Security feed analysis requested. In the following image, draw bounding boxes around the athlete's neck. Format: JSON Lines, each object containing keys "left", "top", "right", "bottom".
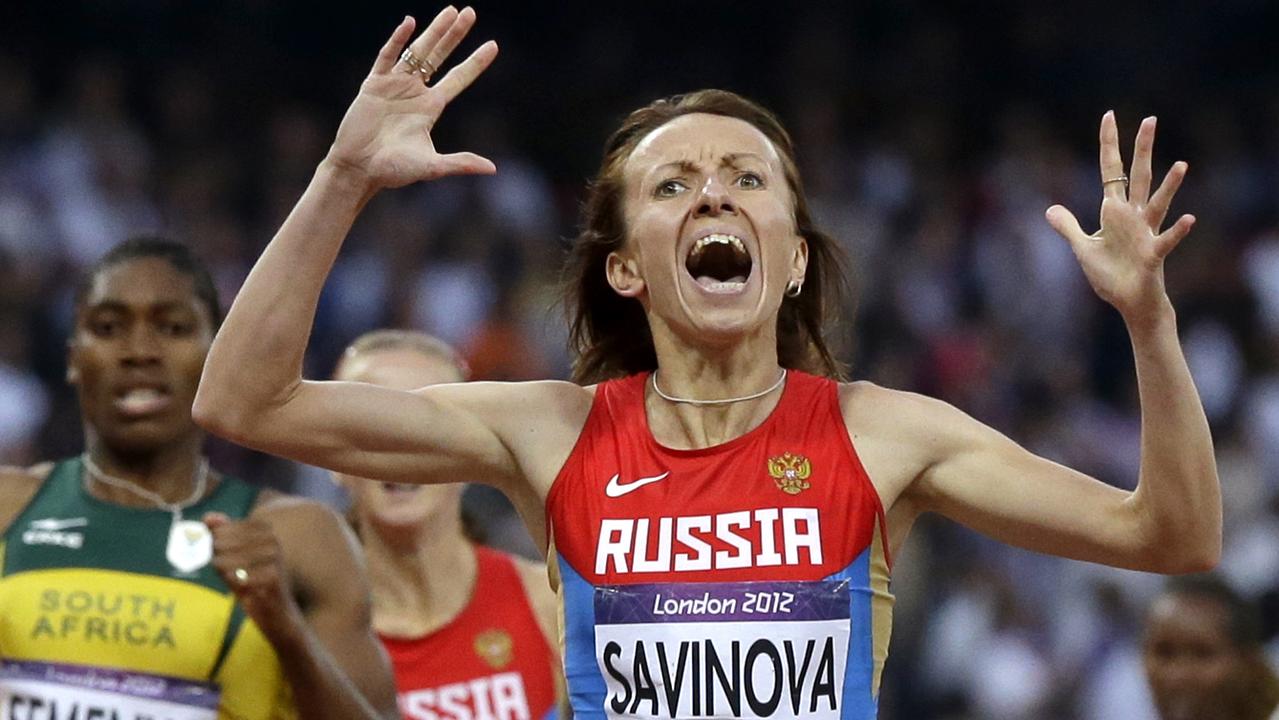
{"left": 646, "top": 327, "right": 786, "bottom": 449}
{"left": 81, "top": 434, "right": 211, "bottom": 507}
{"left": 361, "top": 510, "right": 477, "bottom": 639}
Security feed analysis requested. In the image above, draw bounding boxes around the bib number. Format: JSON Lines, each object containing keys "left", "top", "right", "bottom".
{"left": 594, "top": 580, "right": 851, "bottom": 719}
{"left": 1, "top": 660, "right": 220, "bottom": 720}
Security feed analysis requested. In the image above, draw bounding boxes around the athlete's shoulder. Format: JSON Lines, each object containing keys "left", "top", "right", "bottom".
{"left": 0, "top": 462, "right": 53, "bottom": 484}
{"left": 839, "top": 379, "right": 913, "bottom": 403}
{"left": 251, "top": 491, "right": 360, "bottom": 562}
{"left": 251, "top": 491, "right": 367, "bottom": 593}
{"left": 251, "top": 491, "right": 348, "bottom": 534}
{"left": 845, "top": 380, "right": 993, "bottom": 436}
{"left": 838, "top": 380, "right": 961, "bottom": 428}
{"left": 837, "top": 381, "right": 994, "bottom": 496}
{"left": 0, "top": 462, "right": 56, "bottom": 532}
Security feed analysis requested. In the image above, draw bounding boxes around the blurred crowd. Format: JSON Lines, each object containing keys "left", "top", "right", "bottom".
{"left": 2, "top": 1, "right": 1277, "bottom": 718}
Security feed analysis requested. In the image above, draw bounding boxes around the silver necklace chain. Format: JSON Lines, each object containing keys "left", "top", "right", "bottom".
{"left": 651, "top": 368, "right": 787, "bottom": 406}
{"left": 81, "top": 453, "right": 210, "bottom": 523}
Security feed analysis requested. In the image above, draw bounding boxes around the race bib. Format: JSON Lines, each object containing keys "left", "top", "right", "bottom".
{"left": 594, "top": 579, "right": 851, "bottom": 719}
{"left": 1, "top": 659, "right": 220, "bottom": 720}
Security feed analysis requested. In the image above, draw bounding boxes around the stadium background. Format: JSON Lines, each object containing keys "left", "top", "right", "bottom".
{"left": 2, "top": 1, "right": 1277, "bottom": 717}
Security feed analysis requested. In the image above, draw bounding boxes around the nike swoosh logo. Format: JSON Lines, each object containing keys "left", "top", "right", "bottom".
{"left": 29, "top": 517, "right": 88, "bottom": 531}
{"left": 605, "top": 472, "right": 671, "bottom": 498}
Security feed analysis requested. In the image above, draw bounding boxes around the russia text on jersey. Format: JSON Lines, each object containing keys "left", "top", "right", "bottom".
{"left": 595, "top": 508, "right": 822, "bottom": 575}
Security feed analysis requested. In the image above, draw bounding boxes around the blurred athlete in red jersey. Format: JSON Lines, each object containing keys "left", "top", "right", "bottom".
{"left": 332, "top": 330, "right": 563, "bottom": 720}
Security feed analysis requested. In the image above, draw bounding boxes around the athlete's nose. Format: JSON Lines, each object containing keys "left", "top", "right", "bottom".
{"left": 693, "top": 175, "right": 737, "bottom": 217}
{"left": 121, "top": 325, "right": 162, "bottom": 367}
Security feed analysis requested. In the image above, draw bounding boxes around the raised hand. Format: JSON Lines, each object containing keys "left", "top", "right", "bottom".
{"left": 1046, "top": 112, "right": 1195, "bottom": 324}
{"left": 327, "top": 7, "right": 499, "bottom": 190}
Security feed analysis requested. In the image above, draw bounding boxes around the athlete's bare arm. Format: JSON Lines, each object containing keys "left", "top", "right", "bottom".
{"left": 513, "top": 556, "right": 569, "bottom": 713}
{"left": 0, "top": 465, "right": 52, "bottom": 534}
{"left": 846, "top": 113, "right": 1219, "bottom": 574}
{"left": 207, "top": 495, "right": 399, "bottom": 719}
{"left": 258, "top": 497, "right": 400, "bottom": 719}
{"left": 193, "top": 10, "right": 584, "bottom": 505}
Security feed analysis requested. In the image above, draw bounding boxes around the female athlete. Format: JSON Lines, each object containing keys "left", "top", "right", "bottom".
{"left": 331, "top": 330, "right": 564, "bottom": 720}
{"left": 195, "top": 7, "right": 1220, "bottom": 718}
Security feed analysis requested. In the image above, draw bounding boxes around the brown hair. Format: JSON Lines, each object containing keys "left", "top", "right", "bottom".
{"left": 563, "top": 89, "right": 851, "bottom": 384}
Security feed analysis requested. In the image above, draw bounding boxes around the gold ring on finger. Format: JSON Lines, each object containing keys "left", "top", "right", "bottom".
{"left": 399, "top": 48, "right": 424, "bottom": 74}
{"left": 399, "top": 49, "right": 434, "bottom": 87}
{"left": 1102, "top": 174, "right": 1129, "bottom": 187}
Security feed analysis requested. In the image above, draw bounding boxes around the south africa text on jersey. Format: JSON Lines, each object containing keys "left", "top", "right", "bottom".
{"left": 29, "top": 589, "right": 179, "bottom": 649}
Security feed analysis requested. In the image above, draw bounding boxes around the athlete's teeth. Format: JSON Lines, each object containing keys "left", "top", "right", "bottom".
{"left": 691, "top": 234, "right": 747, "bottom": 258}
{"left": 124, "top": 388, "right": 161, "bottom": 401}
{"left": 703, "top": 280, "right": 747, "bottom": 291}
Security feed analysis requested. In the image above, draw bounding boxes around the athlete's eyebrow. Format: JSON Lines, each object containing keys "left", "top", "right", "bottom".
{"left": 649, "top": 152, "right": 767, "bottom": 179}
{"left": 722, "top": 152, "right": 767, "bottom": 167}
{"left": 653, "top": 153, "right": 769, "bottom": 177}
{"left": 86, "top": 299, "right": 195, "bottom": 315}
{"left": 84, "top": 300, "right": 130, "bottom": 314}
{"left": 652, "top": 160, "right": 700, "bottom": 177}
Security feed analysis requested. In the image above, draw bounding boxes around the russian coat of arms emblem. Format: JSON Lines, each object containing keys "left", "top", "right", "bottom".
{"left": 474, "top": 628, "right": 514, "bottom": 669}
{"left": 767, "top": 452, "right": 812, "bottom": 495}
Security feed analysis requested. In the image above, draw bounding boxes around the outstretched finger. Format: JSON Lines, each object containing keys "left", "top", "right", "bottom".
{"left": 1045, "top": 204, "right": 1091, "bottom": 249}
{"left": 370, "top": 16, "right": 416, "bottom": 75}
{"left": 1154, "top": 213, "right": 1195, "bottom": 259}
{"left": 1128, "top": 116, "right": 1156, "bottom": 206}
{"left": 412, "top": 6, "right": 475, "bottom": 74}
{"left": 433, "top": 40, "right": 498, "bottom": 107}
{"left": 1146, "top": 161, "right": 1187, "bottom": 231}
{"left": 398, "top": 6, "right": 460, "bottom": 73}
{"left": 1098, "top": 111, "right": 1127, "bottom": 202}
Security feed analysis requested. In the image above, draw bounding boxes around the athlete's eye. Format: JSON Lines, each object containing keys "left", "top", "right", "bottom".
{"left": 655, "top": 179, "right": 688, "bottom": 198}
{"left": 735, "top": 172, "right": 764, "bottom": 189}
{"left": 89, "top": 319, "right": 121, "bottom": 337}
{"left": 159, "top": 322, "right": 193, "bottom": 337}
{"left": 156, "top": 314, "right": 196, "bottom": 337}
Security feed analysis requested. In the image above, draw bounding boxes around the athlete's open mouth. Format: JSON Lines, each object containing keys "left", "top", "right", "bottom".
{"left": 685, "top": 233, "right": 753, "bottom": 292}
{"left": 113, "top": 383, "right": 173, "bottom": 416}
{"left": 380, "top": 482, "right": 421, "bottom": 494}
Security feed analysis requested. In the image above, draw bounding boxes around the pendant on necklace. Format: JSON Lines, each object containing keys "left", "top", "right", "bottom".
{"left": 167, "top": 519, "right": 213, "bottom": 573}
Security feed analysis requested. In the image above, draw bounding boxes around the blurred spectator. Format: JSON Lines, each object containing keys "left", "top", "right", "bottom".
{"left": 0, "top": 309, "right": 49, "bottom": 464}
